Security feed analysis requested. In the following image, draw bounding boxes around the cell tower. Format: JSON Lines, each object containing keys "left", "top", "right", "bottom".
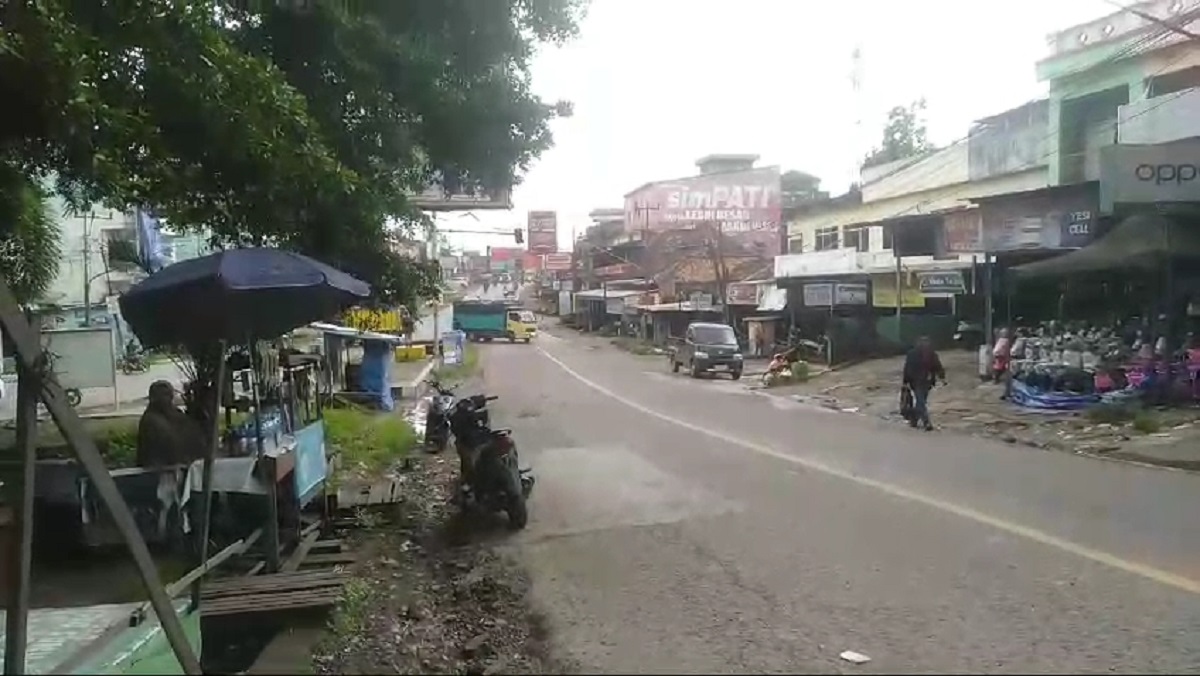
{"left": 849, "top": 44, "right": 864, "bottom": 188}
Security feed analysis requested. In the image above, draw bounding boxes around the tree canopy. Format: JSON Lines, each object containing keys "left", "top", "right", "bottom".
{"left": 862, "top": 99, "right": 934, "bottom": 169}
{"left": 0, "top": 0, "right": 585, "bottom": 309}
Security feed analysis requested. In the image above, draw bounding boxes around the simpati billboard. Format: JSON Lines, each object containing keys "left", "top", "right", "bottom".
{"left": 624, "top": 166, "right": 781, "bottom": 256}
{"left": 527, "top": 210, "right": 559, "bottom": 254}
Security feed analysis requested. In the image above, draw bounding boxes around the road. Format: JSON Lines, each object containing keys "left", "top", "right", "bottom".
{"left": 475, "top": 326, "right": 1200, "bottom": 673}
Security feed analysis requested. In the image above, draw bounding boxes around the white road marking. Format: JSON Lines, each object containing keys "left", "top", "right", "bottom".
{"left": 535, "top": 344, "right": 1200, "bottom": 595}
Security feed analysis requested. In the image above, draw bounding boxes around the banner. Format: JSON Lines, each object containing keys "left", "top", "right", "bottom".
{"left": 544, "top": 252, "right": 572, "bottom": 271}
{"left": 624, "top": 166, "right": 782, "bottom": 256}
{"left": 726, "top": 282, "right": 760, "bottom": 305}
{"left": 527, "top": 210, "right": 559, "bottom": 254}
{"left": 917, "top": 270, "right": 966, "bottom": 294}
{"left": 834, "top": 283, "right": 869, "bottom": 305}
{"left": 871, "top": 274, "right": 925, "bottom": 308}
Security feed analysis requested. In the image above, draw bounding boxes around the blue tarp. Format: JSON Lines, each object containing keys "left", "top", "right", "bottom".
{"left": 1008, "top": 379, "right": 1100, "bottom": 411}
{"left": 360, "top": 339, "right": 395, "bottom": 412}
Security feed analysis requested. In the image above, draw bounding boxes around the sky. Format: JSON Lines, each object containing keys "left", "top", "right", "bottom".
{"left": 439, "top": 0, "right": 1119, "bottom": 256}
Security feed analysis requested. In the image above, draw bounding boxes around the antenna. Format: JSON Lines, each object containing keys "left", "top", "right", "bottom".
{"left": 849, "top": 44, "right": 864, "bottom": 188}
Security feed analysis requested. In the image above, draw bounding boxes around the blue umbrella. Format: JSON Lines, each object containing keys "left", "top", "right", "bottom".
{"left": 119, "top": 247, "right": 371, "bottom": 348}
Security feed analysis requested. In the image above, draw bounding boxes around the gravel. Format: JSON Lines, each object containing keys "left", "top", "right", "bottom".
{"left": 313, "top": 452, "right": 569, "bottom": 675}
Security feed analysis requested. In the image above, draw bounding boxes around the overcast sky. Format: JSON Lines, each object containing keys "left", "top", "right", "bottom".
{"left": 441, "top": 0, "right": 1116, "bottom": 255}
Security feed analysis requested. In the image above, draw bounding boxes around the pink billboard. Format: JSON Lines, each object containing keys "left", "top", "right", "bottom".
{"left": 623, "top": 167, "right": 781, "bottom": 256}
{"left": 488, "top": 246, "right": 522, "bottom": 263}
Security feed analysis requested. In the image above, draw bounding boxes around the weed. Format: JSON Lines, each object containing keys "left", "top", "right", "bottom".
{"left": 1086, "top": 403, "right": 1137, "bottom": 424}
{"left": 1132, "top": 410, "right": 1162, "bottom": 434}
{"left": 327, "top": 577, "right": 374, "bottom": 641}
{"left": 325, "top": 407, "right": 417, "bottom": 481}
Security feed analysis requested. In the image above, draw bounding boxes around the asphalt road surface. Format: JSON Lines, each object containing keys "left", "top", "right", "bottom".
{"left": 475, "top": 327, "right": 1200, "bottom": 674}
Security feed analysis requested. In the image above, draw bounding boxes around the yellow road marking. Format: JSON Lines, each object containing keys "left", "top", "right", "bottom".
{"left": 536, "top": 344, "right": 1200, "bottom": 595}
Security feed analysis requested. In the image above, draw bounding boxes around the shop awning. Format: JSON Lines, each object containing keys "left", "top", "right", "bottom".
{"left": 1012, "top": 213, "right": 1200, "bottom": 278}
{"left": 757, "top": 286, "right": 787, "bottom": 312}
{"left": 308, "top": 322, "right": 405, "bottom": 344}
{"left": 573, "top": 288, "right": 644, "bottom": 301}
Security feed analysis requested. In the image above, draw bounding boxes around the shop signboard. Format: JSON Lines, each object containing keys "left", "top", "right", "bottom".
{"left": 1099, "top": 138, "right": 1200, "bottom": 211}
{"left": 624, "top": 166, "right": 782, "bottom": 256}
{"left": 802, "top": 283, "right": 833, "bottom": 307}
{"left": 979, "top": 184, "right": 1097, "bottom": 252}
{"left": 690, "top": 292, "right": 714, "bottom": 311}
{"left": 527, "top": 210, "right": 559, "bottom": 254}
{"left": 942, "top": 210, "right": 984, "bottom": 253}
{"left": 522, "top": 252, "right": 544, "bottom": 272}
{"left": 726, "top": 282, "right": 761, "bottom": 305}
{"left": 544, "top": 252, "right": 573, "bottom": 271}
{"left": 440, "top": 330, "right": 465, "bottom": 366}
{"left": 871, "top": 273, "right": 925, "bottom": 308}
{"left": 917, "top": 270, "right": 966, "bottom": 294}
{"left": 833, "top": 283, "right": 869, "bottom": 305}
{"left": 595, "top": 262, "right": 637, "bottom": 279}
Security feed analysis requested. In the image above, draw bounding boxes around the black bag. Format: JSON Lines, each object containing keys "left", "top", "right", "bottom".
{"left": 899, "top": 385, "right": 916, "bottom": 421}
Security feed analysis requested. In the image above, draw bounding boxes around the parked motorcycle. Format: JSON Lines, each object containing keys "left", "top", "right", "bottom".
{"left": 447, "top": 392, "right": 533, "bottom": 530}
{"left": 118, "top": 353, "right": 149, "bottom": 375}
{"left": 423, "top": 378, "right": 457, "bottom": 454}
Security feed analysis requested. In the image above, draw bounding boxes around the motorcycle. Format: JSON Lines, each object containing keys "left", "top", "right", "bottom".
{"left": 447, "top": 392, "right": 534, "bottom": 530}
{"left": 423, "top": 378, "right": 457, "bottom": 454}
{"left": 118, "top": 352, "right": 149, "bottom": 375}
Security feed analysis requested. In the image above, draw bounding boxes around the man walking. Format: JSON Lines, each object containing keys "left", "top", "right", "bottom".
{"left": 902, "top": 336, "right": 946, "bottom": 431}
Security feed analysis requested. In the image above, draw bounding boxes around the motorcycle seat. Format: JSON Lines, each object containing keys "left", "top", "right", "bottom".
{"left": 491, "top": 428, "right": 512, "bottom": 437}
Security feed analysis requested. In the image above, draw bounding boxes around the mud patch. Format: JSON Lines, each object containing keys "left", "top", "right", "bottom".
{"left": 313, "top": 454, "right": 571, "bottom": 675}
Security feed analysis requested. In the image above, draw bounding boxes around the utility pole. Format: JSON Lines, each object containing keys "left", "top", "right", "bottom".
{"left": 81, "top": 211, "right": 94, "bottom": 327}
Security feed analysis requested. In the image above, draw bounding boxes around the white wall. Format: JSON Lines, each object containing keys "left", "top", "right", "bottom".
{"left": 41, "top": 200, "right": 135, "bottom": 308}
{"left": 861, "top": 143, "right": 970, "bottom": 203}
{"left": 1119, "top": 86, "right": 1200, "bottom": 144}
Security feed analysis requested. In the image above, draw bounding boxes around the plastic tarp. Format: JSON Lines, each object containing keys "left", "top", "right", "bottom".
{"left": 1012, "top": 213, "right": 1200, "bottom": 278}
{"left": 359, "top": 340, "right": 395, "bottom": 412}
{"left": 1008, "top": 379, "right": 1100, "bottom": 411}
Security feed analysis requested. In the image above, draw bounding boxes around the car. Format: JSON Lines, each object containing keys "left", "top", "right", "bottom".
{"left": 671, "top": 321, "right": 743, "bottom": 380}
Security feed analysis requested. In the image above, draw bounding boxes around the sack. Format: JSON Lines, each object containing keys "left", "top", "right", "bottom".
{"left": 899, "top": 385, "right": 916, "bottom": 421}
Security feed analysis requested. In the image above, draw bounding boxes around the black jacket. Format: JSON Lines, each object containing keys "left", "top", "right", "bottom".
{"left": 903, "top": 347, "right": 945, "bottom": 389}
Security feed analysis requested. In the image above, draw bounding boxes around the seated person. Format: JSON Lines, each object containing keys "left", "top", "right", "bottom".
{"left": 136, "top": 381, "right": 207, "bottom": 468}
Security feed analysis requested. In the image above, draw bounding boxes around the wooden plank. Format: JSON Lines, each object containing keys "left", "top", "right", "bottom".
{"left": 244, "top": 561, "right": 266, "bottom": 577}
{"left": 281, "top": 530, "right": 321, "bottom": 573}
{"left": 310, "top": 539, "right": 343, "bottom": 553}
{"left": 0, "top": 280, "right": 202, "bottom": 675}
{"left": 201, "top": 570, "right": 347, "bottom": 596}
{"left": 201, "top": 589, "right": 343, "bottom": 616}
{"left": 298, "top": 552, "right": 357, "bottom": 566}
{"left": 202, "top": 575, "right": 346, "bottom": 598}
{"left": 4, "top": 359, "right": 38, "bottom": 675}
{"left": 129, "top": 529, "right": 264, "bottom": 625}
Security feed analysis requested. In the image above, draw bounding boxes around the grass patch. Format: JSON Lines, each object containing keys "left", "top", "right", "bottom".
{"left": 436, "top": 342, "right": 480, "bottom": 380}
{"left": 325, "top": 406, "right": 418, "bottom": 482}
{"left": 1085, "top": 403, "right": 1138, "bottom": 425}
{"left": 610, "top": 337, "right": 658, "bottom": 356}
{"left": 325, "top": 577, "right": 374, "bottom": 643}
{"left": 1132, "top": 410, "right": 1163, "bottom": 434}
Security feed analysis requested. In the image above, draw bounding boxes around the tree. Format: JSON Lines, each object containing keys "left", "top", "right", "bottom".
{"left": 0, "top": 166, "right": 61, "bottom": 305}
{"left": 862, "top": 99, "right": 934, "bottom": 169}
{"left": 0, "top": 0, "right": 584, "bottom": 313}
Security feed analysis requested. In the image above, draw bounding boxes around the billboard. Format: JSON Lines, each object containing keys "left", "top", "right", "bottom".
{"left": 488, "top": 246, "right": 522, "bottom": 263}
{"left": 544, "top": 252, "right": 572, "bottom": 271}
{"left": 624, "top": 166, "right": 782, "bottom": 256}
{"left": 409, "top": 172, "right": 512, "bottom": 210}
{"left": 522, "top": 252, "right": 543, "bottom": 271}
{"left": 527, "top": 211, "right": 559, "bottom": 254}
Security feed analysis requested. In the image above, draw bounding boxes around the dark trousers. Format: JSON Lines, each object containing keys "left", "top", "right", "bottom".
{"left": 912, "top": 385, "right": 932, "bottom": 427}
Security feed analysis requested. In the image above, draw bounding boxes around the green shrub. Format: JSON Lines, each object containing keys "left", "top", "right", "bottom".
{"left": 1085, "top": 403, "right": 1137, "bottom": 424}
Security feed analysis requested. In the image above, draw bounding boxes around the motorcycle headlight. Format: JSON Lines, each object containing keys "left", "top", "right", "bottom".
{"left": 694, "top": 351, "right": 709, "bottom": 359}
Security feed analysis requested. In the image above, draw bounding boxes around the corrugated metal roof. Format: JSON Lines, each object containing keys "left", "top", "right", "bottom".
{"left": 574, "top": 288, "right": 644, "bottom": 300}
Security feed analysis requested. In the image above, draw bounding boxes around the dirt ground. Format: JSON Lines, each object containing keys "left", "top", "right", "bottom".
{"left": 312, "top": 439, "right": 569, "bottom": 675}
{"left": 764, "top": 348, "right": 1200, "bottom": 471}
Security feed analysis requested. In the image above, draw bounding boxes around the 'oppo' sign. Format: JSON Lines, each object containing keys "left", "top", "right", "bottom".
{"left": 1134, "top": 163, "right": 1200, "bottom": 185}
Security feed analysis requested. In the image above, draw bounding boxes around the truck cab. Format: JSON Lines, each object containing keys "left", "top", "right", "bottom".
{"left": 671, "top": 321, "right": 743, "bottom": 380}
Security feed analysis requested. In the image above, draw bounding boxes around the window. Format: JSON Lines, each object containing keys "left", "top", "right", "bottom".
{"left": 843, "top": 226, "right": 868, "bottom": 252}
{"left": 507, "top": 311, "right": 520, "bottom": 321}
{"left": 788, "top": 236, "right": 804, "bottom": 254}
{"left": 882, "top": 225, "right": 894, "bottom": 250}
{"left": 815, "top": 227, "right": 839, "bottom": 251}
